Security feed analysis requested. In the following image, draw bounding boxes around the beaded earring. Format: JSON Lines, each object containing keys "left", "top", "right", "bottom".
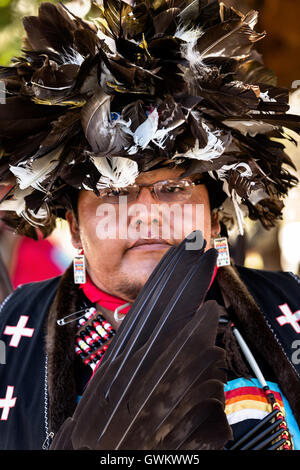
{"left": 214, "top": 236, "right": 231, "bottom": 267}
{"left": 73, "top": 248, "right": 86, "bottom": 284}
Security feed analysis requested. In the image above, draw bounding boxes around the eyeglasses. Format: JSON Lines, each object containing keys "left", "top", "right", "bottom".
{"left": 97, "top": 178, "right": 203, "bottom": 204}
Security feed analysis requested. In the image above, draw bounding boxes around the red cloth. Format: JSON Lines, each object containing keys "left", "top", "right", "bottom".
{"left": 79, "top": 274, "right": 132, "bottom": 314}
{"left": 11, "top": 237, "right": 65, "bottom": 288}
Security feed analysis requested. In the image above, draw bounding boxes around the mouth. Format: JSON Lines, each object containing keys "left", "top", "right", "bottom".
{"left": 129, "top": 238, "right": 172, "bottom": 251}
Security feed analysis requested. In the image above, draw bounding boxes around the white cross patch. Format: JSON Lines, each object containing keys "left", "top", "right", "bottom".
{"left": 0, "top": 386, "right": 17, "bottom": 421}
{"left": 3, "top": 315, "right": 35, "bottom": 347}
{"left": 276, "top": 303, "right": 300, "bottom": 334}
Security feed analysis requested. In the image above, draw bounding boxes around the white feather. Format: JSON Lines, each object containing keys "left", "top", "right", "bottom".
{"left": 175, "top": 24, "right": 205, "bottom": 70}
{"left": 126, "top": 107, "right": 186, "bottom": 154}
{"left": 260, "top": 91, "right": 276, "bottom": 103}
{"left": 248, "top": 187, "right": 269, "bottom": 205}
{"left": 245, "top": 10, "right": 259, "bottom": 30}
{"left": 133, "top": 109, "right": 159, "bottom": 148}
{"left": 221, "top": 182, "right": 246, "bottom": 236}
{"left": 259, "top": 91, "right": 276, "bottom": 115}
{"left": 9, "top": 147, "right": 63, "bottom": 191}
{"left": 211, "top": 161, "right": 253, "bottom": 182}
{"left": 152, "top": 120, "right": 185, "bottom": 148}
{"left": 125, "top": 109, "right": 159, "bottom": 155}
{"left": 61, "top": 47, "right": 85, "bottom": 66}
{"left": 211, "top": 161, "right": 257, "bottom": 236}
{"left": 176, "top": 123, "right": 230, "bottom": 161}
{"left": 174, "top": 24, "right": 203, "bottom": 43}
{"left": 96, "top": 26, "right": 117, "bottom": 55}
{"left": 0, "top": 188, "right": 33, "bottom": 215}
{"left": 0, "top": 187, "right": 50, "bottom": 227}
{"left": 231, "top": 188, "right": 245, "bottom": 236}
{"left": 22, "top": 205, "right": 50, "bottom": 227}
{"left": 91, "top": 156, "right": 139, "bottom": 188}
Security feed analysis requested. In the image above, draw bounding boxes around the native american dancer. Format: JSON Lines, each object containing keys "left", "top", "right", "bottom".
{"left": 0, "top": 0, "right": 300, "bottom": 451}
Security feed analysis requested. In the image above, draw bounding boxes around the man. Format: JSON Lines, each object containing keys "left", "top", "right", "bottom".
{"left": 66, "top": 165, "right": 219, "bottom": 310}
{"left": 0, "top": 0, "right": 300, "bottom": 451}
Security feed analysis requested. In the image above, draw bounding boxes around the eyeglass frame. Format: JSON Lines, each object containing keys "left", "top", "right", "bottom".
{"left": 97, "top": 176, "right": 205, "bottom": 204}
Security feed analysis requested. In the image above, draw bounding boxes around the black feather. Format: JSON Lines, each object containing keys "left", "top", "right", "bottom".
{"left": 50, "top": 232, "right": 231, "bottom": 450}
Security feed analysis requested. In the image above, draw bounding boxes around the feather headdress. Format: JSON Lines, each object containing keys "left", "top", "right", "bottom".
{"left": 0, "top": 0, "right": 299, "bottom": 237}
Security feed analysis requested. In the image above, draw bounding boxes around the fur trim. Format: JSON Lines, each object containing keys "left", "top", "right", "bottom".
{"left": 217, "top": 264, "right": 300, "bottom": 427}
{"left": 45, "top": 265, "right": 78, "bottom": 434}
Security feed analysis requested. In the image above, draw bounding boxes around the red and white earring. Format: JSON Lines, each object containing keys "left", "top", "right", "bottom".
{"left": 73, "top": 248, "right": 86, "bottom": 284}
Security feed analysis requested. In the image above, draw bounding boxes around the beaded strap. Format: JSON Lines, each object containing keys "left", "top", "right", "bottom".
{"left": 231, "top": 322, "right": 294, "bottom": 450}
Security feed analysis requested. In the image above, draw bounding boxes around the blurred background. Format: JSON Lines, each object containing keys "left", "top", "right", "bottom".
{"left": 0, "top": 0, "right": 300, "bottom": 301}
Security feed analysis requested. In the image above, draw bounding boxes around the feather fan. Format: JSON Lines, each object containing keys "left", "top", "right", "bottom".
{"left": 50, "top": 232, "right": 232, "bottom": 450}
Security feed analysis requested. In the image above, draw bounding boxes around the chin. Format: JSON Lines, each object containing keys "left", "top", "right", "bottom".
{"left": 128, "top": 252, "right": 167, "bottom": 282}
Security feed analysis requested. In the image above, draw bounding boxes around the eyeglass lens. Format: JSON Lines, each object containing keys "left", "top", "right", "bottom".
{"left": 99, "top": 179, "right": 194, "bottom": 203}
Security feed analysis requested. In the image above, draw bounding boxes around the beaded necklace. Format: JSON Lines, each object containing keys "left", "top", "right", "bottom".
{"left": 74, "top": 306, "right": 116, "bottom": 371}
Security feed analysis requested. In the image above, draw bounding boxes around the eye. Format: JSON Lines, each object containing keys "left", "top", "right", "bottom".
{"left": 165, "top": 185, "right": 184, "bottom": 192}
{"left": 101, "top": 187, "right": 129, "bottom": 198}
{"left": 162, "top": 182, "right": 188, "bottom": 193}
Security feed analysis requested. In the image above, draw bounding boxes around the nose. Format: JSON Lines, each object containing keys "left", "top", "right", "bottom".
{"left": 136, "top": 186, "right": 157, "bottom": 205}
{"left": 128, "top": 186, "right": 162, "bottom": 238}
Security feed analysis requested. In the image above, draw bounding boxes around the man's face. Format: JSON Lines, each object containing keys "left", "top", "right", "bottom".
{"left": 67, "top": 166, "right": 220, "bottom": 302}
